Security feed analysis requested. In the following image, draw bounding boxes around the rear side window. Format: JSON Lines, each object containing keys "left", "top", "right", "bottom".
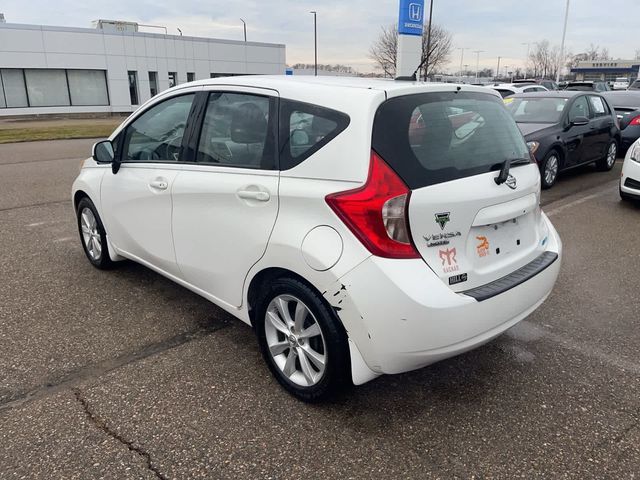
{"left": 279, "top": 99, "right": 350, "bottom": 170}
{"left": 588, "top": 95, "right": 609, "bottom": 118}
{"left": 195, "top": 92, "right": 276, "bottom": 169}
{"left": 372, "top": 91, "right": 530, "bottom": 189}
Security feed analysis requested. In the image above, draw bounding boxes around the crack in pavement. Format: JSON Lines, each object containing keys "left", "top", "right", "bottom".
{"left": 73, "top": 387, "right": 168, "bottom": 480}
{"left": 0, "top": 199, "right": 69, "bottom": 213}
{"left": 0, "top": 319, "right": 230, "bottom": 413}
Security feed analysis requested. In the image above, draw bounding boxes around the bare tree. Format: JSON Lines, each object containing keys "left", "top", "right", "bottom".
{"left": 635, "top": 49, "right": 640, "bottom": 60}
{"left": 369, "top": 23, "right": 453, "bottom": 79}
{"left": 528, "top": 40, "right": 561, "bottom": 79}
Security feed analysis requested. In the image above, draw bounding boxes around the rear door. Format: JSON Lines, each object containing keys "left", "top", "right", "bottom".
{"left": 171, "top": 87, "right": 279, "bottom": 308}
{"left": 372, "top": 89, "right": 548, "bottom": 291}
{"left": 587, "top": 95, "right": 615, "bottom": 158}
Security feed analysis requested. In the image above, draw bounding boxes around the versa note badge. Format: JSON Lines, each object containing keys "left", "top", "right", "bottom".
{"left": 505, "top": 174, "right": 517, "bottom": 190}
{"left": 434, "top": 212, "right": 450, "bottom": 230}
{"left": 439, "top": 247, "right": 459, "bottom": 273}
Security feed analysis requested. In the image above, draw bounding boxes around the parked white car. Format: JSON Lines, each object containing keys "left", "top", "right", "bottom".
{"left": 490, "top": 83, "right": 549, "bottom": 98}
{"left": 72, "top": 76, "right": 562, "bottom": 401}
{"left": 613, "top": 77, "right": 630, "bottom": 91}
{"left": 621, "top": 138, "right": 640, "bottom": 201}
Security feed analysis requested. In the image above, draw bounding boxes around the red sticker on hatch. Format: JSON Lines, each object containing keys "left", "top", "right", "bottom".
{"left": 439, "top": 247, "right": 459, "bottom": 273}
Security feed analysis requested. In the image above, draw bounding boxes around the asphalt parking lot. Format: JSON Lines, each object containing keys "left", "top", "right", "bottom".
{"left": 1, "top": 138, "right": 639, "bottom": 479}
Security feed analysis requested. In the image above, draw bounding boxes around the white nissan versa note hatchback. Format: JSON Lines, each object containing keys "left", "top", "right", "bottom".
{"left": 72, "top": 76, "right": 562, "bottom": 401}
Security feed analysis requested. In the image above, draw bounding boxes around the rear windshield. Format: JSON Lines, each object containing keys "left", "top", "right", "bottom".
{"left": 372, "top": 91, "right": 530, "bottom": 189}
{"left": 504, "top": 96, "right": 568, "bottom": 123}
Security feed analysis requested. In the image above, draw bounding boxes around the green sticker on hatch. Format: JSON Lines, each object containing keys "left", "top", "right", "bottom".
{"left": 435, "top": 212, "right": 450, "bottom": 231}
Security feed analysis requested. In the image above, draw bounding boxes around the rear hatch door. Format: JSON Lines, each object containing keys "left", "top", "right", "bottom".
{"left": 373, "top": 88, "right": 549, "bottom": 291}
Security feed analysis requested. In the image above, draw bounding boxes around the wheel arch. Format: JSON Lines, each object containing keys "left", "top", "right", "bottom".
{"left": 247, "top": 267, "right": 330, "bottom": 328}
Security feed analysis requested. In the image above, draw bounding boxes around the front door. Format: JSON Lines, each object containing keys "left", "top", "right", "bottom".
{"left": 101, "top": 92, "right": 197, "bottom": 276}
{"left": 564, "top": 95, "right": 594, "bottom": 167}
{"left": 171, "top": 89, "right": 279, "bottom": 308}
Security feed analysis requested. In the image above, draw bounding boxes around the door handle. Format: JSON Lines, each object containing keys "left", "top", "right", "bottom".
{"left": 149, "top": 179, "right": 169, "bottom": 190}
{"left": 237, "top": 190, "right": 270, "bottom": 202}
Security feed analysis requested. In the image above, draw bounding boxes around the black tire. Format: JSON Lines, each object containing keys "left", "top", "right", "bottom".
{"left": 540, "top": 150, "right": 561, "bottom": 189}
{"left": 254, "top": 276, "right": 350, "bottom": 402}
{"left": 76, "top": 197, "right": 115, "bottom": 270}
{"left": 596, "top": 139, "right": 617, "bottom": 171}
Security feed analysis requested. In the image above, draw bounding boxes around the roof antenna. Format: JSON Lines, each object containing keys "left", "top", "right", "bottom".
{"left": 395, "top": 54, "right": 429, "bottom": 81}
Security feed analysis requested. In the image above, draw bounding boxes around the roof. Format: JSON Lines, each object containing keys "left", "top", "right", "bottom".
{"left": 183, "top": 75, "right": 501, "bottom": 97}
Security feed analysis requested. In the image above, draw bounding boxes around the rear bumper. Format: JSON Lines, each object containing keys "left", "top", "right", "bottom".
{"left": 328, "top": 214, "right": 561, "bottom": 377}
{"left": 621, "top": 126, "right": 640, "bottom": 149}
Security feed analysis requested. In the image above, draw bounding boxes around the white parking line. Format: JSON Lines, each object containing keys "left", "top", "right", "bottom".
{"left": 545, "top": 180, "right": 618, "bottom": 217}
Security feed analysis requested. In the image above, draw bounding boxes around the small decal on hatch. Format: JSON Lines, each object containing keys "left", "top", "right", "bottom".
{"left": 476, "top": 236, "right": 490, "bottom": 257}
{"left": 439, "top": 247, "right": 459, "bottom": 273}
{"left": 449, "top": 273, "right": 468, "bottom": 285}
{"left": 434, "top": 212, "right": 450, "bottom": 231}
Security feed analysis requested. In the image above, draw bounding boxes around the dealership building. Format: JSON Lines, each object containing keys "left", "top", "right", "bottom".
{"left": 0, "top": 19, "right": 286, "bottom": 116}
{"left": 571, "top": 59, "right": 640, "bottom": 83}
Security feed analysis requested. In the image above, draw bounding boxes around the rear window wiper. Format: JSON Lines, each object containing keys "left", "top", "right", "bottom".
{"left": 494, "top": 157, "right": 530, "bottom": 185}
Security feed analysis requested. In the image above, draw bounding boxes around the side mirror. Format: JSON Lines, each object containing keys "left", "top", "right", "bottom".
{"left": 92, "top": 139, "right": 121, "bottom": 174}
{"left": 92, "top": 140, "right": 114, "bottom": 163}
{"left": 570, "top": 116, "right": 589, "bottom": 126}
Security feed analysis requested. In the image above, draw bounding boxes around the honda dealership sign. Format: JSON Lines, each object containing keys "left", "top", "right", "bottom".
{"left": 398, "top": 0, "right": 424, "bottom": 36}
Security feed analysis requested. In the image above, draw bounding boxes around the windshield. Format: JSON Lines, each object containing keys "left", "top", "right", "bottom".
{"left": 504, "top": 97, "right": 568, "bottom": 123}
{"left": 372, "top": 91, "right": 530, "bottom": 189}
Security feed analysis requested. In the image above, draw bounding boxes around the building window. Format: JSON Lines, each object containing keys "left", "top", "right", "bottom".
{"left": 187, "top": 72, "right": 195, "bottom": 82}
{"left": 67, "top": 70, "right": 109, "bottom": 106}
{"left": 0, "top": 69, "right": 29, "bottom": 108}
{"left": 24, "top": 69, "right": 70, "bottom": 107}
{"left": 148, "top": 71, "right": 158, "bottom": 97}
{"left": 168, "top": 72, "right": 177, "bottom": 88}
{"left": 0, "top": 68, "right": 109, "bottom": 109}
{"left": 128, "top": 71, "right": 139, "bottom": 105}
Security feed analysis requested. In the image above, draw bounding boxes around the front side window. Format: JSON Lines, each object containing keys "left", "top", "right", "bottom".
{"left": 279, "top": 99, "right": 350, "bottom": 170}
{"left": 568, "top": 96, "right": 590, "bottom": 122}
{"left": 196, "top": 92, "right": 275, "bottom": 169}
{"left": 372, "top": 91, "right": 530, "bottom": 189}
{"left": 122, "top": 94, "right": 195, "bottom": 162}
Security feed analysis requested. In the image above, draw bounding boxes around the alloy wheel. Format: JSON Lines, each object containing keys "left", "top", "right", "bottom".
{"left": 264, "top": 294, "right": 327, "bottom": 387}
{"left": 607, "top": 142, "right": 617, "bottom": 168}
{"left": 545, "top": 155, "right": 559, "bottom": 186}
{"left": 80, "top": 207, "right": 102, "bottom": 261}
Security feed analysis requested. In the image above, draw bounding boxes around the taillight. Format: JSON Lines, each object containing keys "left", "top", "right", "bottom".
{"left": 630, "top": 115, "right": 640, "bottom": 126}
{"left": 326, "top": 151, "right": 420, "bottom": 259}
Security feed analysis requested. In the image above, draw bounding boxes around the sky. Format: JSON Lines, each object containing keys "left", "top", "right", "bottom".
{"left": 1, "top": 0, "right": 638, "bottom": 74}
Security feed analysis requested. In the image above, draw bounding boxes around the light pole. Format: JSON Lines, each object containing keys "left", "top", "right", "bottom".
{"left": 521, "top": 42, "right": 530, "bottom": 77}
{"left": 473, "top": 50, "right": 485, "bottom": 81}
{"left": 240, "top": 18, "right": 246, "bottom": 42}
{"left": 423, "top": 0, "right": 434, "bottom": 81}
{"left": 457, "top": 47, "right": 467, "bottom": 78}
{"left": 557, "top": 0, "right": 570, "bottom": 83}
{"left": 496, "top": 56, "right": 501, "bottom": 81}
{"left": 310, "top": 11, "right": 317, "bottom": 76}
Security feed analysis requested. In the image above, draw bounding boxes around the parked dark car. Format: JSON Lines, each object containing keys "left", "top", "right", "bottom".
{"left": 504, "top": 91, "right": 620, "bottom": 188}
{"left": 601, "top": 91, "right": 640, "bottom": 150}
{"left": 564, "top": 81, "right": 611, "bottom": 92}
